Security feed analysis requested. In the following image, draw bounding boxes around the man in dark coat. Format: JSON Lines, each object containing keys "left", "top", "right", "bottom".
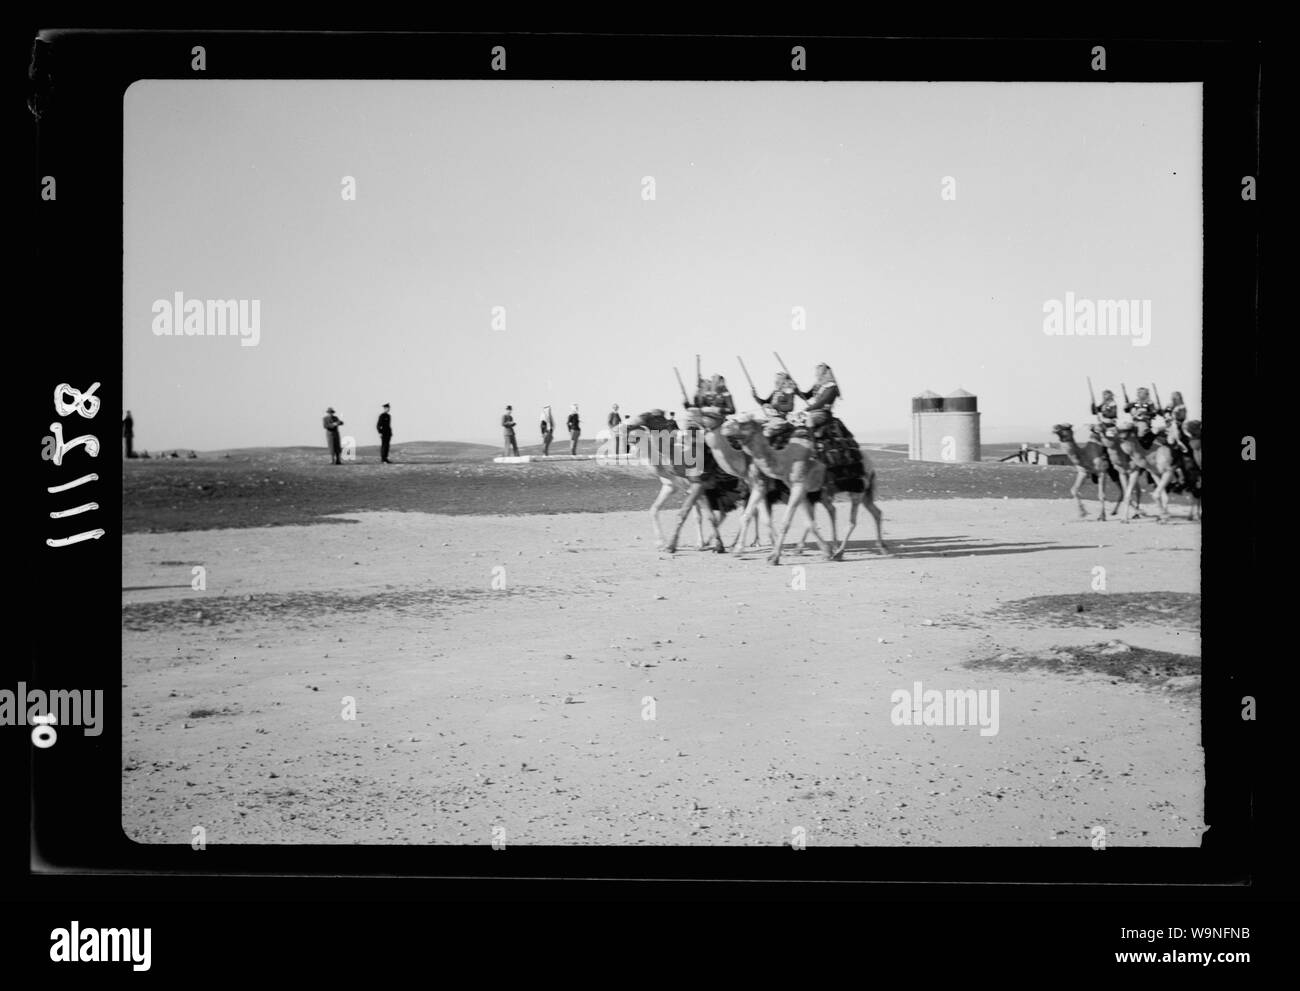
{"left": 567, "top": 405, "right": 581, "bottom": 455}
{"left": 502, "top": 405, "right": 519, "bottom": 456}
{"left": 376, "top": 403, "right": 393, "bottom": 463}
{"left": 323, "top": 407, "right": 344, "bottom": 465}
{"left": 123, "top": 410, "right": 135, "bottom": 458}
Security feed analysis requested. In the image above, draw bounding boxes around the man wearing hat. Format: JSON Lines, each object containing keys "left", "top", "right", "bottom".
{"left": 323, "top": 407, "right": 344, "bottom": 465}
{"left": 608, "top": 404, "right": 624, "bottom": 455}
{"left": 566, "top": 404, "right": 581, "bottom": 455}
{"left": 376, "top": 403, "right": 393, "bottom": 464}
{"left": 502, "top": 405, "right": 519, "bottom": 457}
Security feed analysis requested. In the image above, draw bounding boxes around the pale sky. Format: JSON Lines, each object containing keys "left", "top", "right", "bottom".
{"left": 124, "top": 80, "right": 1201, "bottom": 449}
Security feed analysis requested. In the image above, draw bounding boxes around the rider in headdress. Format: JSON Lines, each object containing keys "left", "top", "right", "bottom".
{"left": 1161, "top": 390, "right": 1190, "bottom": 453}
{"left": 753, "top": 370, "right": 799, "bottom": 439}
{"left": 691, "top": 373, "right": 735, "bottom": 421}
{"left": 1125, "top": 387, "right": 1158, "bottom": 448}
{"left": 797, "top": 363, "right": 840, "bottom": 432}
{"left": 1091, "top": 389, "right": 1118, "bottom": 441}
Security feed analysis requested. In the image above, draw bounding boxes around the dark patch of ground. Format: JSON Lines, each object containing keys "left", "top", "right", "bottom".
{"left": 123, "top": 445, "right": 1082, "bottom": 533}
{"left": 985, "top": 592, "right": 1200, "bottom": 630}
{"left": 122, "top": 586, "right": 535, "bottom": 631}
{"left": 965, "top": 642, "right": 1200, "bottom": 694}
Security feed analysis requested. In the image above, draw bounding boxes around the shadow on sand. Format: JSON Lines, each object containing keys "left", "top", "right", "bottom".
{"left": 822, "top": 534, "right": 1097, "bottom": 561}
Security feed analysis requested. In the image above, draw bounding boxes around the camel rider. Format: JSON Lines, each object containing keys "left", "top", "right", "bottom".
{"left": 1125, "top": 387, "right": 1158, "bottom": 448}
{"left": 1161, "top": 391, "right": 1190, "bottom": 453}
{"left": 689, "top": 374, "right": 735, "bottom": 426}
{"left": 1091, "top": 389, "right": 1118, "bottom": 440}
{"left": 796, "top": 363, "right": 840, "bottom": 433}
{"left": 753, "top": 371, "right": 799, "bottom": 439}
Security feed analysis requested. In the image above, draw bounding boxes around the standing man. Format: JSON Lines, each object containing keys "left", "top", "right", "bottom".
{"left": 376, "top": 403, "right": 393, "bottom": 464}
{"left": 123, "top": 410, "right": 135, "bottom": 459}
{"left": 323, "top": 407, "right": 344, "bottom": 465}
{"left": 608, "top": 404, "right": 623, "bottom": 455}
{"left": 502, "top": 405, "right": 519, "bottom": 457}
{"left": 567, "top": 404, "right": 581, "bottom": 455}
{"left": 540, "top": 405, "right": 555, "bottom": 456}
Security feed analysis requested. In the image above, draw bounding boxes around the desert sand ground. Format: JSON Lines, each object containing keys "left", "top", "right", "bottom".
{"left": 123, "top": 488, "right": 1201, "bottom": 847}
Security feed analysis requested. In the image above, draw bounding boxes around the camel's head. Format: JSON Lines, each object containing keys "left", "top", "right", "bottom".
{"left": 720, "top": 411, "right": 764, "bottom": 445}
{"left": 1051, "top": 423, "right": 1075, "bottom": 441}
{"left": 1184, "top": 419, "right": 1202, "bottom": 439}
{"left": 625, "top": 410, "right": 670, "bottom": 433}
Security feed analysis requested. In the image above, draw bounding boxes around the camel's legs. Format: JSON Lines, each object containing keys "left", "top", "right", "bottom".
{"left": 1108, "top": 472, "right": 1123, "bottom": 517}
{"left": 864, "top": 491, "right": 887, "bottom": 553}
{"left": 664, "top": 482, "right": 700, "bottom": 553}
{"left": 768, "top": 484, "right": 832, "bottom": 566}
{"left": 648, "top": 479, "right": 674, "bottom": 547}
{"left": 1119, "top": 472, "right": 1137, "bottom": 523}
{"left": 1095, "top": 474, "right": 1107, "bottom": 521}
{"left": 1069, "top": 470, "right": 1088, "bottom": 518}
{"left": 694, "top": 501, "right": 707, "bottom": 548}
{"left": 831, "top": 493, "right": 861, "bottom": 560}
{"left": 671, "top": 482, "right": 725, "bottom": 552}
{"left": 730, "top": 483, "right": 767, "bottom": 554}
{"left": 1152, "top": 470, "right": 1173, "bottom": 520}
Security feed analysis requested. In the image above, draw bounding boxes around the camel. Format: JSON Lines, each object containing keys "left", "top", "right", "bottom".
{"left": 721, "top": 411, "right": 886, "bottom": 565}
{"left": 1096, "top": 425, "right": 1148, "bottom": 522}
{"left": 1185, "top": 420, "right": 1202, "bottom": 471}
{"left": 624, "top": 411, "right": 742, "bottom": 552}
{"left": 1050, "top": 424, "right": 1123, "bottom": 520}
{"left": 1116, "top": 425, "right": 1201, "bottom": 522}
{"left": 669, "top": 412, "right": 816, "bottom": 556}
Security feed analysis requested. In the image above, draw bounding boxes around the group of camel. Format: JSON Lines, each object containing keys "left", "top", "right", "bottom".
{"left": 1050, "top": 421, "right": 1202, "bottom": 523}
{"left": 624, "top": 409, "right": 887, "bottom": 565}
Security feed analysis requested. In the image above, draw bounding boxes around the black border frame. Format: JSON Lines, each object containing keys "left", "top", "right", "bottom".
{"left": 25, "top": 29, "right": 1260, "bottom": 892}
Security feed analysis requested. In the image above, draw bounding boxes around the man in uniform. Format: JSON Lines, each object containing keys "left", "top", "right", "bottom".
{"left": 1091, "top": 389, "right": 1118, "bottom": 441}
{"left": 690, "top": 374, "right": 734, "bottom": 418}
{"left": 502, "top": 405, "right": 519, "bottom": 457}
{"left": 752, "top": 371, "right": 800, "bottom": 440}
{"left": 540, "top": 405, "right": 555, "bottom": 456}
{"left": 1160, "top": 390, "right": 1192, "bottom": 487}
{"left": 323, "top": 407, "right": 344, "bottom": 465}
{"left": 608, "top": 404, "right": 624, "bottom": 455}
{"left": 1125, "top": 387, "right": 1158, "bottom": 448}
{"left": 376, "top": 403, "right": 393, "bottom": 463}
{"left": 1160, "top": 390, "right": 1190, "bottom": 453}
{"left": 566, "top": 404, "right": 581, "bottom": 455}
{"left": 796, "top": 363, "right": 840, "bottom": 433}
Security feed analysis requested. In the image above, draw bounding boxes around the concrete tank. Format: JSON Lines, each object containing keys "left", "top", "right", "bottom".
{"left": 910, "top": 388, "right": 981, "bottom": 462}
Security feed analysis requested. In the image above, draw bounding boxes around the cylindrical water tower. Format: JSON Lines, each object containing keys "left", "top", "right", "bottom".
{"left": 910, "top": 388, "right": 981, "bottom": 462}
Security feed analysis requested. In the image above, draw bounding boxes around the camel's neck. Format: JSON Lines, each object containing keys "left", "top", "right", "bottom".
{"left": 705, "top": 431, "right": 748, "bottom": 478}
{"left": 742, "top": 434, "right": 799, "bottom": 480}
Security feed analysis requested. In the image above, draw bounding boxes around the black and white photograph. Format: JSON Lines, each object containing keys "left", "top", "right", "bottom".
{"left": 16, "top": 31, "right": 1275, "bottom": 971}
{"left": 115, "top": 75, "right": 1208, "bottom": 848}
